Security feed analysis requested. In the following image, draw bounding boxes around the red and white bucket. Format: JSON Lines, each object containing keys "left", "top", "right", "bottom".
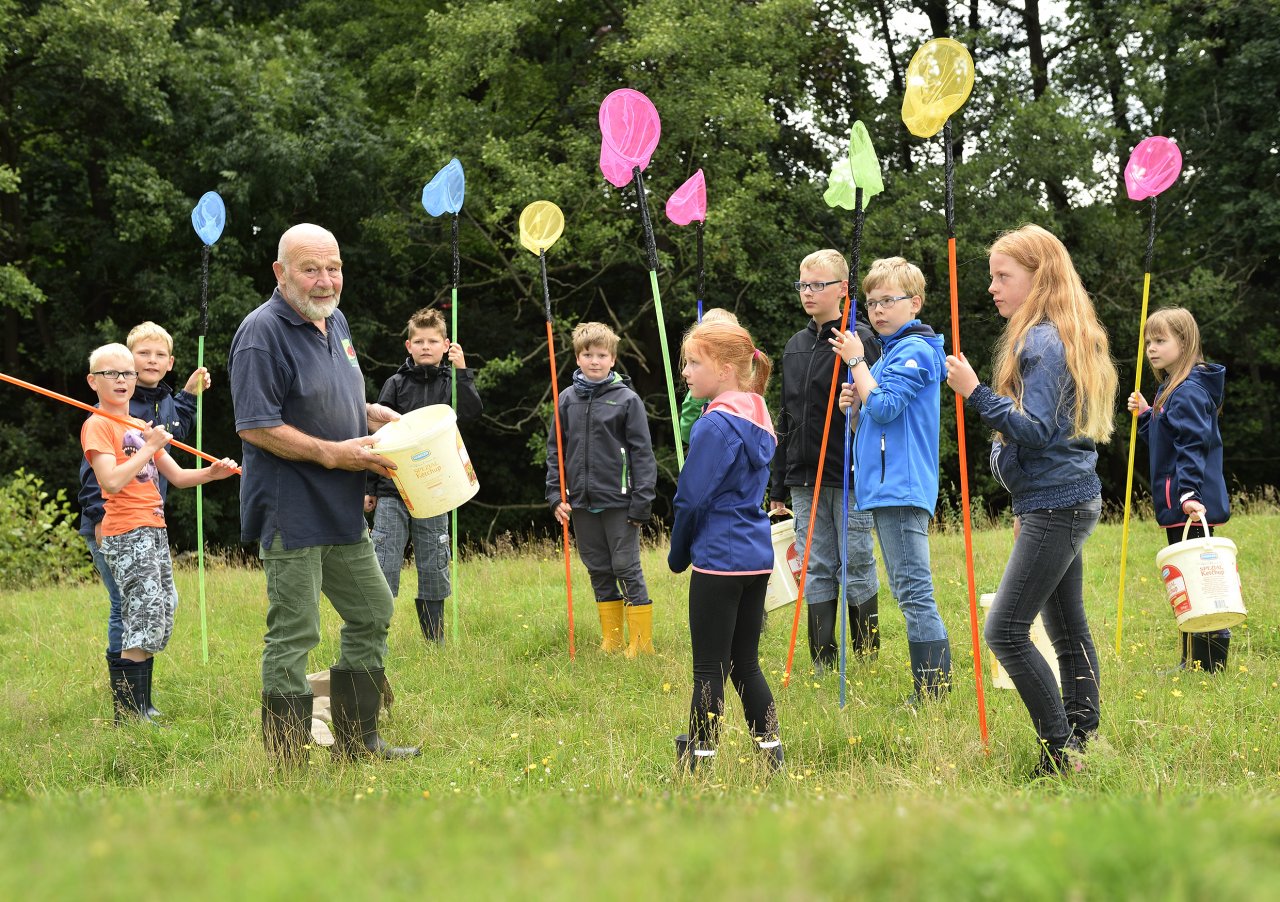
{"left": 1155, "top": 513, "right": 1246, "bottom": 632}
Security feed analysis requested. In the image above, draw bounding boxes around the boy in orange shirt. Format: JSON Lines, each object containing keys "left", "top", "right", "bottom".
{"left": 80, "top": 343, "right": 236, "bottom": 723}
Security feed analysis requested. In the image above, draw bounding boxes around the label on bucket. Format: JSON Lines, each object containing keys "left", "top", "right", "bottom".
{"left": 786, "top": 542, "right": 801, "bottom": 586}
{"left": 1161, "top": 564, "right": 1191, "bottom": 617}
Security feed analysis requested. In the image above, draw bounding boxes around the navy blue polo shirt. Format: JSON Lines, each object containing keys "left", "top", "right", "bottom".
{"left": 228, "top": 289, "right": 368, "bottom": 548}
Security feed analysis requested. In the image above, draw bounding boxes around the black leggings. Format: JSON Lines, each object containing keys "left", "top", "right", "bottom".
{"left": 687, "top": 571, "right": 778, "bottom": 744}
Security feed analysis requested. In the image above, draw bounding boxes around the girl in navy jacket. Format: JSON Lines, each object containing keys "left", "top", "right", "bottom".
{"left": 669, "top": 322, "right": 782, "bottom": 773}
{"left": 1128, "top": 306, "right": 1231, "bottom": 672}
{"left": 946, "top": 224, "right": 1118, "bottom": 778}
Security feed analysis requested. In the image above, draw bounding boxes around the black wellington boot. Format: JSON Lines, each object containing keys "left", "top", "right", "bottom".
{"left": 806, "top": 599, "right": 838, "bottom": 675}
{"left": 906, "top": 638, "right": 953, "bottom": 706}
{"left": 261, "top": 692, "right": 315, "bottom": 765}
{"left": 329, "top": 667, "right": 420, "bottom": 760}
{"left": 675, "top": 733, "right": 716, "bottom": 773}
{"left": 415, "top": 598, "right": 445, "bottom": 644}
{"left": 751, "top": 731, "right": 785, "bottom": 774}
{"left": 144, "top": 656, "right": 164, "bottom": 719}
{"left": 1190, "top": 632, "right": 1230, "bottom": 673}
{"left": 109, "top": 659, "right": 159, "bottom": 726}
{"left": 850, "top": 593, "right": 881, "bottom": 659}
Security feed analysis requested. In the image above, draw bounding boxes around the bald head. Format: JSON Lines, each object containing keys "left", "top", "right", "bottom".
{"left": 273, "top": 223, "right": 344, "bottom": 323}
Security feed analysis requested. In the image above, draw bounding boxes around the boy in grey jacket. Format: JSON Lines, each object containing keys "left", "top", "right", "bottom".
{"left": 546, "top": 322, "right": 657, "bottom": 657}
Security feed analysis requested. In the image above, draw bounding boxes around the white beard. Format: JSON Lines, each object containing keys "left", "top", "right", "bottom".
{"left": 291, "top": 295, "right": 339, "bottom": 321}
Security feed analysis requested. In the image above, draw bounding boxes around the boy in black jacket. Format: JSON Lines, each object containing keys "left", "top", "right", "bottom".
{"left": 367, "top": 307, "right": 483, "bottom": 643}
{"left": 769, "top": 249, "right": 882, "bottom": 673}
{"left": 546, "top": 322, "right": 657, "bottom": 657}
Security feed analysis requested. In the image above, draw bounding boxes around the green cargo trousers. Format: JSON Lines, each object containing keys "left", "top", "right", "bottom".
{"left": 260, "top": 532, "right": 394, "bottom": 696}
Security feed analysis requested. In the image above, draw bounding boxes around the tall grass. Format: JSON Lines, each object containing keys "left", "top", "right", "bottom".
{"left": 0, "top": 514, "right": 1276, "bottom": 898}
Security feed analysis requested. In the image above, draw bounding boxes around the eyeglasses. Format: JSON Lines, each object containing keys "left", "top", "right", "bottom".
{"left": 91, "top": 370, "right": 139, "bottom": 381}
{"left": 793, "top": 280, "right": 842, "bottom": 293}
{"left": 865, "top": 295, "right": 912, "bottom": 311}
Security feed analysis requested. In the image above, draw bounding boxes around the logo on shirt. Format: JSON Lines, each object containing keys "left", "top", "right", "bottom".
{"left": 341, "top": 338, "right": 359, "bottom": 367}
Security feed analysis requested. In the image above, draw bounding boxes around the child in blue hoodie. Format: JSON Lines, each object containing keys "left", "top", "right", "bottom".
{"left": 1127, "top": 307, "right": 1231, "bottom": 672}
{"left": 669, "top": 322, "right": 782, "bottom": 773}
{"left": 833, "top": 257, "right": 951, "bottom": 704}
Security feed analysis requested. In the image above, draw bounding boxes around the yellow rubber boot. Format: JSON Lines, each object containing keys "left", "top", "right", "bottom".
{"left": 624, "top": 603, "right": 655, "bottom": 658}
{"left": 597, "top": 600, "right": 625, "bottom": 653}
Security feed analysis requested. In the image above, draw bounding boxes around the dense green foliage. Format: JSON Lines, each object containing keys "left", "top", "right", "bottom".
{"left": 0, "top": 515, "right": 1277, "bottom": 895}
{"left": 2, "top": 0, "right": 1277, "bottom": 551}
{"left": 0, "top": 468, "right": 93, "bottom": 589}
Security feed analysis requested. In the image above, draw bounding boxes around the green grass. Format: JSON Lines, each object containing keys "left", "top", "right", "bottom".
{"left": 1, "top": 513, "right": 1277, "bottom": 899}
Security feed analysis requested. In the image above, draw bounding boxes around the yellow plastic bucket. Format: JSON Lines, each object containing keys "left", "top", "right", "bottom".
{"left": 979, "top": 593, "right": 1061, "bottom": 690}
{"left": 1155, "top": 514, "right": 1246, "bottom": 633}
{"left": 764, "top": 511, "right": 802, "bottom": 612}
{"left": 371, "top": 405, "right": 479, "bottom": 518}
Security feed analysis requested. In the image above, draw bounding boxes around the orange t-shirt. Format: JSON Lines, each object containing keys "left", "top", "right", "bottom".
{"left": 81, "top": 414, "right": 168, "bottom": 536}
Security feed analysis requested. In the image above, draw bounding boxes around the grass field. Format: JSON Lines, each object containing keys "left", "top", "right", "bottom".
{"left": 1, "top": 513, "right": 1277, "bottom": 899}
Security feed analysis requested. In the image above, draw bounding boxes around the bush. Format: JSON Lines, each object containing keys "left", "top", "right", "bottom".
{"left": 0, "top": 468, "right": 93, "bottom": 590}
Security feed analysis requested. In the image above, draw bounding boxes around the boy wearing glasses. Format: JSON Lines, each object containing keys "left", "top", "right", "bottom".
{"left": 831, "top": 257, "right": 952, "bottom": 704}
{"left": 77, "top": 322, "right": 211, "bottom": 721}
{"left": 80, "top": 343, "right": 236, "bottom": 723}
{"left": 769, "top": 249, "right": 881, "bottom": 673}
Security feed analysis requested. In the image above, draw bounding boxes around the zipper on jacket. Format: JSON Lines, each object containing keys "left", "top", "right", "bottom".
{"left": 620, "top": 447, "right": 628, "bottom": 494}
{"left": 879, "top": 432, "right": 886, "bottom": 483}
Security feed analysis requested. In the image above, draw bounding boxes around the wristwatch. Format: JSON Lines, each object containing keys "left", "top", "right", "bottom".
{"left": 846, "top": 355, "right": 865, "bottom": 368}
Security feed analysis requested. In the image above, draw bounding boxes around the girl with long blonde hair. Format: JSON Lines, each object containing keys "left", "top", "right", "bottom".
{"left": 946, "top": 224, "right": 1118, "bottom": 778}
{"left": 1127, "top": 307, "right": 1231, "bottom": 672}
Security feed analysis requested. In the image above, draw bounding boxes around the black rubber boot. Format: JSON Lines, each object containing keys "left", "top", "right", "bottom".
{"left": 1190, "top": 633, "right": 1230, "bottom": 673}
{"left": 906, "top": 638, "right": 953, "bottom": 706}
{"left": 330, "top": 667, "right": 421, "bottom": 760}
{"left": 414, "top": 598, "right": 445, "bottom": 644}
{"left": 144, "top": 656, "right": 164, "bottom": 719}
{"left": 675, "top": 733, "right": 716, "bottom": 773}
{"left": 850, "top": 593, "right": 880, "bottom": 659}
{"left": 109, "top": 659, "right": 159, "bottom": 725}
{"left": 751, "top": 731, "right": 785, "bottom": 774}
{"left": 261, "top": 692, "right": 315, "bottom": 765}
{"left": 1031, "top": 735, "right": 1085, "bottom": 779}
{"left": 806, "top": 599, "right": 838, "bottom": 674}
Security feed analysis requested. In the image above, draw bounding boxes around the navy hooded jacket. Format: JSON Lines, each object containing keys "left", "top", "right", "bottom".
{"left": 1138, "top": 363, "right": 1229, "bottom": 528}
{"left": 668, "top": 392, "right": 777, "bottom": 575}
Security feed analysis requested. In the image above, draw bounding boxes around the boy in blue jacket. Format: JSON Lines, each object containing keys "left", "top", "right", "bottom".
{"left": 77, "top": 321, "right": 210, "bottom": 719}
{"left": 547, "top": 322, "right": 657, "bottom": 657}
{"left": 833, "top": 257, "right": 952, "bottom": 703}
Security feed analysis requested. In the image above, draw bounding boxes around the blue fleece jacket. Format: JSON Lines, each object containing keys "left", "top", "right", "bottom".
{"left": 966, "top": 321, "right": 1101, "bottom": 514}
{"left": 1138, "top": 363, "right": 1229, "bottom": 528}
{"left": 854, "top": 320, "right": 945, "bottom": 512}
{"left": 668, "top": 392, "right": 777, "bottom": 575}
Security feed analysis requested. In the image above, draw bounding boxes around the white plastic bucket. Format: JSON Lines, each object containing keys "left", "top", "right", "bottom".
{"left": 371, "top": 405, "right": 479, "bottom": 518}
{"left": 764, "top": 512, "right": 802, "bottom": 612}
{"left": 979, "top": 593, "right": 1061, "bottom": 690}
{"left": 1155, "top": 514, "right": 1246, "bottom": 633}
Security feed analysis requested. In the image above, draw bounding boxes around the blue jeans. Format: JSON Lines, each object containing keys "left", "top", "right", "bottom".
{"left": 790, "top": 486, "right": 878, "bottom": 605}
{"left": 985, "top": 498, "right": 1102, "bottom": 750}
{"left": 371, "top": 496, "right": 451, "bottom": 600}
{"left": 872, "top": 506, "right": 947, "bottom": 643}
{"left": 85, "top": 534, "right": 124, "bottom": 654}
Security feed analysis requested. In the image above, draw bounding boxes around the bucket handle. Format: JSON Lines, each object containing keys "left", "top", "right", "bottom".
{"left": 1179, "top": 510, "right": 1210, "bottom": 543}
{"left": 769, "top": 507, "right": 793, "bottom": 520}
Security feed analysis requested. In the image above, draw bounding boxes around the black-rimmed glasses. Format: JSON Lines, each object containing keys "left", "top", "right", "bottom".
{"left": 91, "top": 370, "right": 139, "bottom": 381}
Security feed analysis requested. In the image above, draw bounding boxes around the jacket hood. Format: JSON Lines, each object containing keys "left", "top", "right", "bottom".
{"left": 883, "top": 320, "right": 945, "bottom": 369}
{"left": 571, "top": 369, "right": 632, "bottom": 397}
{"left": 704, "top": 391, "right": 776, "bottom": 468}
{"left": 396, "top": 358, "right": 448, "bottom": 382}
{"left": 1181, "top": 363, "right": 1226, "bottom": 407}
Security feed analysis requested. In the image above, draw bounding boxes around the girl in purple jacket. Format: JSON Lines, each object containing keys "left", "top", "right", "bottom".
{"left": 669, "top": 322, "right": 782, "bottom": 774}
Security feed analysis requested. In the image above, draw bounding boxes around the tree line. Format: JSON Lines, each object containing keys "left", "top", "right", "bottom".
{"left": 2, "top": 0, "right": 1276, "bottom": 551}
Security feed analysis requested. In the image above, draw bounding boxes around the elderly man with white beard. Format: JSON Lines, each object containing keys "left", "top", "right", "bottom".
{"left": 229, "top": 223, "right": 420, "bottom": 765}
